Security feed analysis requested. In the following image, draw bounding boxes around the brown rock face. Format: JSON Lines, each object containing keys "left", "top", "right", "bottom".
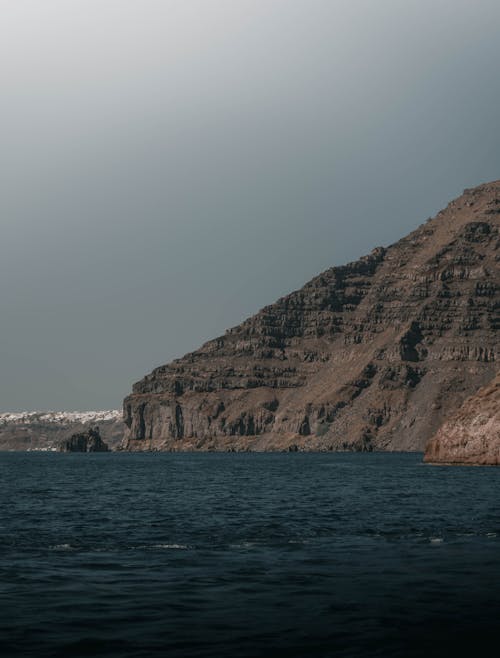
{"left": 424, "top": 373, "right": 500, "bottom": 465}
{"left": 124, "top": 181, "right": 500, "bottom": 452}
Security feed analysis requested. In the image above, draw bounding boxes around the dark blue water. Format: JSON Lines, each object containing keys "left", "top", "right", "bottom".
{"left": 1, "top": 453, "right": 500, "bottom": 658}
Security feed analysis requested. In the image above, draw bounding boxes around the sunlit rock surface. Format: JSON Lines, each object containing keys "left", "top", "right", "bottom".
{"left": 424, "top": 373, "right": 500, "bottom": 465}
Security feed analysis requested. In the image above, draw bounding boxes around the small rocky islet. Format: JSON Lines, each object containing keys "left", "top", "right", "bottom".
{"left": 59, "top": 427, "right": 110, "bottom": 453}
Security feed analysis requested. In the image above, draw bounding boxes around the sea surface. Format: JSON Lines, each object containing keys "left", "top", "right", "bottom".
{"left": 1, "top": 452, "right": 500, "bottom": 658}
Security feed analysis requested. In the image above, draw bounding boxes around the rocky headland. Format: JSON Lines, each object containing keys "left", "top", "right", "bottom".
{"left": 424, "top": 372, "right": 500, "bottom": 465}
{"left": 123, "top": 181, "right": 500, "bottom": 452}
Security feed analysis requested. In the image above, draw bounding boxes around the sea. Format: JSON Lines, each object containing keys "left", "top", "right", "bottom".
{"left": 1, "top": 452, "right": 499, "bottom": 658}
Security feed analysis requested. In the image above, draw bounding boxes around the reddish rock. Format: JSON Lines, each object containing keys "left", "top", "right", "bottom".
{"left": 424, "top": 373, "right": 500, "bottom": 465}
{"left": 123, "top": 181, "right": 500, "bottom": 452}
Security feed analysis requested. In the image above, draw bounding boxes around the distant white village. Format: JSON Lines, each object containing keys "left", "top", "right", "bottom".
{"left": 0, "top": 410, "right": 122, "bottom": 425}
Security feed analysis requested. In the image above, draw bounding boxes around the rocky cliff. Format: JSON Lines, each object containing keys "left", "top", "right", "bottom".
{"left": 124, "top": 181, "right": 500, "bottom": 452}
{"left": 424, "top": 372, "right": 500, "bottom": 465}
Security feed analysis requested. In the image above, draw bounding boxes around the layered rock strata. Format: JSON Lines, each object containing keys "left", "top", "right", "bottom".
{"left": 124, "top": 181, "right": 500, "bottom": 451}
{"left": 424, "top": 373, "right": 500, "bottom": 465}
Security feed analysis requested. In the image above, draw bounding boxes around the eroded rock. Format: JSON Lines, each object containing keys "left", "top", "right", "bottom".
{"left": 424, "top": 373, "right": 500, "bottom": 465}
{"left": 59, "top": 427, "right": 110, "bottom": 453}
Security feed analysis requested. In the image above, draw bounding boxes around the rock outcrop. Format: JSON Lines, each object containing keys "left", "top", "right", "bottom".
{"left": 59, "top": 427, "right": 110, "bottom": 453}
{"left": 124, "top": 181, "right": 500, "bottom": 452}
{"left": 424, "top": 373, "right": 500, "bottom": 465}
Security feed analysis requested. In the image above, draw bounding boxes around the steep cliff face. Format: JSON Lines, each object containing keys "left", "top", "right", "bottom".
{"left": 124, "top": 181, "right": 500, "bottom": 451}
{"left": 424, "top": 373, "right": 500, "bottom": 465}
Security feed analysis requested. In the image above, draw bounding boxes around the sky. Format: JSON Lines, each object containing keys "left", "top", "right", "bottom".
{"left": 1, "top": 0, "right": 500, "bottom": 411}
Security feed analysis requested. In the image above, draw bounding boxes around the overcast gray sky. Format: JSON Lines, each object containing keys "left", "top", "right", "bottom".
{"left": 1, "top": 0, "right": 500, "bottom": 411}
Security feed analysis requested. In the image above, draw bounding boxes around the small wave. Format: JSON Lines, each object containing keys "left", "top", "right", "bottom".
{"left": 130, "top": 543, "right": 189, "bottom": 550}
{"left": 51, "top": 543, "right": 76, "bottom": 551}
{"left": 429, "top": 537, "right": 444, "bottom": 544}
